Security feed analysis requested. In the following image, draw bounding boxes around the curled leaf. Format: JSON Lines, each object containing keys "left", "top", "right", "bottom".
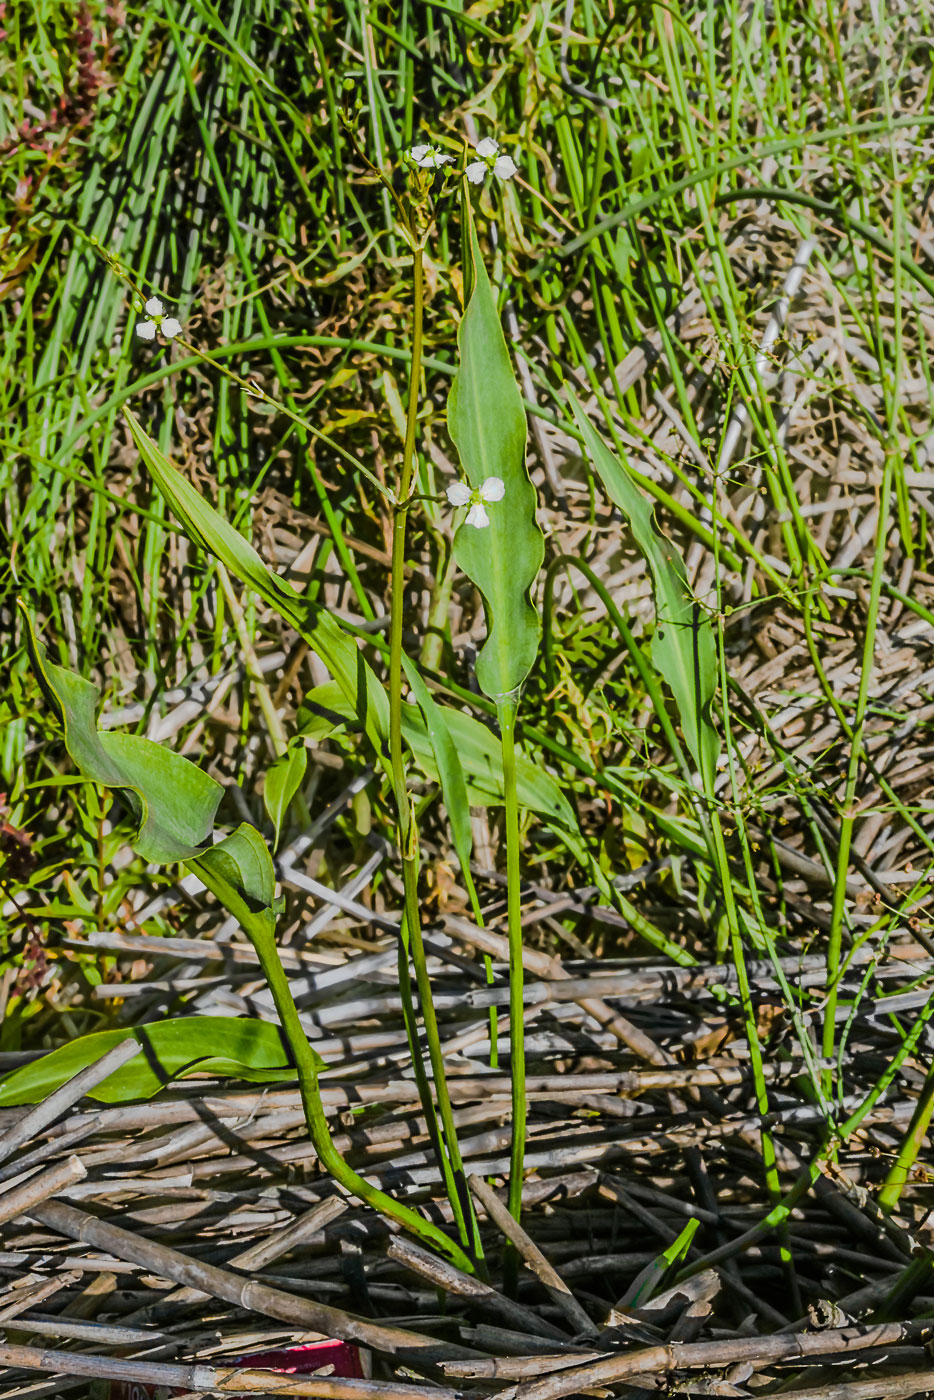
{"left": 21, "top": 605, "right": 221, "bottom": 863}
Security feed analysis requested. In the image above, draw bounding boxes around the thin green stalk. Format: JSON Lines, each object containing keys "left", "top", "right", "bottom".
{"left": 838, "top": 988, "right": 934, "bottom": 1141}
{"left": 821, "top": 189, "right": 903, "bottom": 1091}
{"left": 878, "top": 1059, "right": 934, "bottom": 1212}
{"left": 710, "top": 435, "right": 799, "bottom": 1305}
{"left": 676, "top": 1154, "right": 825, "bottom": 1281}
{"left": 498, "top": 696, "right": 526, "bottom": 1225}
{"left": 190, "top": 852, "right": 474, "bottom": 1273}
{"left": 389, "top": 241, "right": 481, "bottom": 1261}
{"left": 542, "top": 552, "right": 714, "bottom": 856}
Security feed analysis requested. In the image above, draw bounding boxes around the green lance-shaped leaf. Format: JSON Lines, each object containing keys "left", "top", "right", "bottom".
{"left": 569, "top": 391, "right": 720, "bottom": 793}
{"left": 0, "top": 1017, "right": 311, "bottom": 1107}
{"left": 264, "top": 740, "right": 309, "bottom": 850}
{"left": 21, "top": 606, "right": 222, "bottom": 863}
{"left": 448, "top": 202, "right": 544, "bottom": 701}
{"left": 125, "top": 409, "right": 390, "bottom": 768}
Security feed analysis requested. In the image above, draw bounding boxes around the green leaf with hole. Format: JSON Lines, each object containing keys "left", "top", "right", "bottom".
{"left": 0, "top": 1017, "right": 309, "bottom": 1106}
{"left": 20, "top": 605, "right": 221, "bottom": 863}
{"left": 569, "top": 391, "right": 720, "bottom": 792}
{"left": 125, "top": 408, "right": 390, "bottom": 767}
{"left": 448, "top": 199, "right": 544, "bottom": 701}
{"left": 264, "top": 740, "right": 308, "bottom": 850}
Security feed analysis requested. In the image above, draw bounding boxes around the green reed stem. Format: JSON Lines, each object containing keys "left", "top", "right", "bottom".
{"left": 389, "top": 240, "right": 481, "bottom": 1261}
{"left": 879, "top": 1058, "right": 934, "bottom": 1212}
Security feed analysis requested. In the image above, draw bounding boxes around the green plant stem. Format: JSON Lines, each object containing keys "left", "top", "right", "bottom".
{"left": 394, "top": 931, "right": 462, "bottom": 1215}
{"left": 879, "top": 1058, "right": 934, "bottom": 1212}
{"left": 709, "top": 454, "right": 798, "bottom": 1304}
{"left": 498, "top": 696, "right": 526, "bottom": 1226}
{"left": 389, "top": 240, "right": 480, "bottom": 1261}
{"left": 189, "top": 853, "right": 474, "bottom": 1273}
{"left": 389, "top": 240, "right": 425, "bottom": 823}
{"left": 838, "top": 988, "right": 934, "bottom": 1142}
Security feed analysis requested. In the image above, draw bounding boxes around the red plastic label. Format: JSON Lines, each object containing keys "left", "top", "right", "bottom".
{"left": 108, "top": 1339, "right": 367, "bottom": 1399}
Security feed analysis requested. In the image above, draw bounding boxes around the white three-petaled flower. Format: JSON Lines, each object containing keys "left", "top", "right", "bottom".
{"left": 446, "top": 481, "right": 472, "bottom": 507}
{"left": 466, "top": 136, "right": 518, "bottom": 186}
{"left": 136, "top": 296, "right": 182, "bottom": 341}
{"left": 446, "top": 476, "right": 505, "bottom": 528}
{"left": 408, "top": 143, "right": 453, "bottom": 170}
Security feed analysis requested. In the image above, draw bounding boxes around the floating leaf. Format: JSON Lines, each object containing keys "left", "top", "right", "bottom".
{"left": 0, "top": 1017, "right": 310, "bottom": 1106}
{"left": 569, "top": 391, "right": 720, "bottom": 791}
{"left": 448, "top": 200, "right": 544, "bottom": 701}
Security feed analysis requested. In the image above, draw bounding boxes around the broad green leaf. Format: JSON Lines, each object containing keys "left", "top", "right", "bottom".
{"left": 23, "top": 615, "right": 284, "bottom": 928}
{"left": 448, "top": 200, "right": 544, "bottom": 701}
{"left": 264, "top": 740, "right": 309, "bottom": 849}
{"left": 0, "top": 1017, "right": 310, "bottom": 1106}
{"left": 125, "top": 409, "right": 390, "bottom": 767}
{"left": 569, "top": 392, "right": 720, "bottom": 792}
{"left": 305, "top": 681, "right": 580, "bottom": 834}
{"left": 296, "top": 701, "right": 346, "bottom": 744}
{"left": 21, "top": 607, "right": 221, "bottom": 863}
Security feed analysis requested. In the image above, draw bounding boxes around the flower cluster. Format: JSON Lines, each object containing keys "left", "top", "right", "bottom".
{"left": 136, "top": 297, "right": 182, "bottom": 342}
{"left": 446, "top": 476, "right": 505, "bottom": 529}
{"left": 466, "top": 137, "right": 518, "bottom": 185}
{"left": 407, "top": 143, "right": 453, "bottom": 170}
{"left": 404, "top": 136, "right": 519, "bottom": 185}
